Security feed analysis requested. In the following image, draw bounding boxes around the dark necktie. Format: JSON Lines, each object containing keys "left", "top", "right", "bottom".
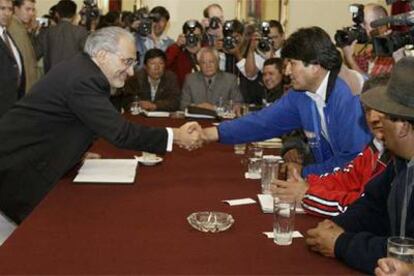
{"left": 2, "top": 29, "right": 21, "bottom": 87}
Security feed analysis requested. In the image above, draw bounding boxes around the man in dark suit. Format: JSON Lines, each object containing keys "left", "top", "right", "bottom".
{"left": 0, "top": 0, "right": 25, "bottom": 117}
{"left": 0, "top": 27, "right": 203, "bottom": 224}
{"left": 123, "top": 48, "right": 181, "bottom": 111}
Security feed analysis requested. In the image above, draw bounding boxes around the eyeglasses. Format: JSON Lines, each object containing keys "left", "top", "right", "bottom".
{"left": 111, "top": 52, "right": 138, "bottom": 68}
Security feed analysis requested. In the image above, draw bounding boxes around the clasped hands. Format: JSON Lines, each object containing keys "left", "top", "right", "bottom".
{"left": 173, "top": 122, "right": 216, "bottom": 151}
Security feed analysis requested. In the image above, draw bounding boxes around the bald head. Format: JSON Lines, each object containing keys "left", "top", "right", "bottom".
{"left": 363, "top": 3, "right": 388, "bottom": 36}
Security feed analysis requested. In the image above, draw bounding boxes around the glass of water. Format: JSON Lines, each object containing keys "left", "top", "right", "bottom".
{"left": 387, "top": 236, "right": 414, "bottom": 264}
{"left": 273, "top": 197, "right": 296, "bottom": 246}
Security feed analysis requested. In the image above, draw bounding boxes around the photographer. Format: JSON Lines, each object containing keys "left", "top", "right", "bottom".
{"left": 134, "top": 6, "right": 174, "bottom": 68}
{"left": 166, "top": 20, "right": 203, "bottom": 88}
{"left": 201, "top": 3, "right": 224, "bottom": 47}
{"left": 340, "top": 3, "right": 394, "bottom": 77}
{"left": 238, "top": 20, "right": 285, "bottom": 80}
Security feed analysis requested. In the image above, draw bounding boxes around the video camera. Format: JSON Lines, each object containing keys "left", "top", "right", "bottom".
{"left": 184, "top": 20, "right": 200, "bottom": 48}
{"left": 372, "top": 28, "right": 414, "bottom": 56}
{"left": 257, "top": 21, "right": 274, "bottom": 52}
{"left": 80, "top": 0, "right": 100, "bottom": 30}
{"left": 132, "top": 7, "right": 161, "bottom": 37}
{"left": 334, "top": 4, "right": 368, "bottom": 47}
{"left": 222, "top": 20, "right": 238, "bottom": 50}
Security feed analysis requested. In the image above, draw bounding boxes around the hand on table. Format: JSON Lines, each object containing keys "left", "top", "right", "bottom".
{"left": 375, "top": 257, "right": 414, "bottom": 276}
{"left": 306, "top": 219, "right": 344, "bottom": 257}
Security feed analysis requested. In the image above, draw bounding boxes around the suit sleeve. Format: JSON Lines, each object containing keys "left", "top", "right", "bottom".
{"left": 154, "top": 72, "right": 181, "bottom": 111}
{"left": 180, "top": 76, "right": 192, "bottom": 110}
{"left": 229, "top": 75, "right": 243, "bottom": 104}
{"left": 67, "top": 75, "right": 168, "bottom": 154}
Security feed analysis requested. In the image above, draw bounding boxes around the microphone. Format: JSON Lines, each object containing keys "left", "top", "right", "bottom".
{"left": 370, "top": 11, "right": 414, "bottom": 28}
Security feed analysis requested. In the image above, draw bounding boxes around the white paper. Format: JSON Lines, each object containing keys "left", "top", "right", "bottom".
{"left": 74, "top": 159, "right": 138, "bottom": 183}
{"left": 223, "top": 198, "right": 256, "bottom": 206}
{"left": 184, "top": 109, "right": 216, "bottom": 119}
{"left": 142, "top": 111, "right": 170, "bottom": 118}
{"left": 245, "top": 172, "right": 261, "bottom": 179}
{"left": 257, "top": 194, "right": 305, "bottom": 214}
{"left": 262, "top": 231, "right": 303, "bottom": 238}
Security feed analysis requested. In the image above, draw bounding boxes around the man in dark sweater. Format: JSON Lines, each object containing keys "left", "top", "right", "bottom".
{"left": 305, "top": 57, "right": 414, "bottom": 274}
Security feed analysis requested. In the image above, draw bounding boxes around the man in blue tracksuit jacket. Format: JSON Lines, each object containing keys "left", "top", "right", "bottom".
{"left": 203, "top": 27, "right": 371, "bottom": 177}
{"left": 305, "top": 57, "right": 414, "bottom": 274}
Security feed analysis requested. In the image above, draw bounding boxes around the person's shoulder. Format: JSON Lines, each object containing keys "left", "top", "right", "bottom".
{"left": 220, "top": 71, "right": 237, "bottom": 81}
{"left": 164, "top": 70, "right": 178, "bottom": 81}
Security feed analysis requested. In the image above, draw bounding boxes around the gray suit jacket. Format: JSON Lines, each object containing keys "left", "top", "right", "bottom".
{"left": 180, "top": 71, "right": 242, "bottom": 110}
{"left": 39, "top": 20, "right": 88, "bottom": 73}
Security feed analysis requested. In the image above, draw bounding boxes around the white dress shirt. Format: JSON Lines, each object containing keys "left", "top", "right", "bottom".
{"left": 305, "top": 71, "right": 331, "bottom": 144}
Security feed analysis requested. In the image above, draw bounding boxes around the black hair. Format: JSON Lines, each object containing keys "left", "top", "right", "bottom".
{"left": 56, "top": 0, "right": 77, "bottom": 19}
{"left": 13, "top": 0, "right": 35, "bottom": 8}
{"left": 281, "top": 26, "right": 342, "bottom": 71}
{"left": 144, "top": 48, "right": 167, "bottom": 65}
{"left": 361, "top": 74, "right": 390, "bottom": 93}
{"left": 150, "top": 6, "right": 170, "bottom": 21}
{"left": 232, "top": 19, "right": 244, "bottom": 35}
{"left": 263, "top": 57, "right": 283, "bottom": 73}
{"left": 182, "top": 20, "right": 203, "bottom": 34}
{"left": 269, "top": 20, "right": 284, "bottom": 34}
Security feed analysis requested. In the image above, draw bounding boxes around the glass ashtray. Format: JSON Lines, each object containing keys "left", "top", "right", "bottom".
{"left": 187, "top": 211, "right": 234, "bottom": 233}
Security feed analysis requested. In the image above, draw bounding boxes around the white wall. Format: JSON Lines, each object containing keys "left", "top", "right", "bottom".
{"left": 286, "top": 0, "right": 387, "bottom": 38}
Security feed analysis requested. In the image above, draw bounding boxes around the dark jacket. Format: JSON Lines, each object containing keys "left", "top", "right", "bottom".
{"left": 123, "top": 69, "right": 181, "bottom": 111}
{"left": 39, "top": 20, "right": 88, "bottom": 72}
{"left": 333, "top": 158, "right": 414, "bottom": 273}
{"left": 0, "top": 53, "right": 168, "bottom": 224}
{"left": 0, "top": 33, "right": 25, "bottom": 117}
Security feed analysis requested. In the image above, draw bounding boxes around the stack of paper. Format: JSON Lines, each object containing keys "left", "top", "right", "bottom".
{"left": 142, "top": 111, "right": 170, "bottom": 118}
{"left": 74, "top": 159, "right": 138, "bottom": 184}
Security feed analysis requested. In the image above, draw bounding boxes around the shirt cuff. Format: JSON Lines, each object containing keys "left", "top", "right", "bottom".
{"left": 236, "top": 58, "right": 259, "bottom": 80}
{"left": 166, "top": 127, "right": 173, "bottom": 152}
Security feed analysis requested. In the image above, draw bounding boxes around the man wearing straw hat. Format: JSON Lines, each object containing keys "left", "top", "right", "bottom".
{"left": 306, "top": 57, "right": 414, "bottom": 274}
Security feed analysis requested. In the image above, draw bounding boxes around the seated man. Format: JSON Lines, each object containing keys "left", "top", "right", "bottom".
{"left": 200, "top": 27, "right": 372, "bottom": 177}
{"left": 166, "top": 20, "right": 203, "bottom": 88}
{"left": 305, "top": 57, "right": 414, "bottom": 273}
{"left": 180, "top": 47, "right": 242, "bottom": 112}
{"left": 123, "top": 48, "right": 181, "bottom": 111}
{"left": 261, "top": 57, "right": 285, "bottom": 104}
{"left": 272, "top": 75, "right": 391, "bottom": 217}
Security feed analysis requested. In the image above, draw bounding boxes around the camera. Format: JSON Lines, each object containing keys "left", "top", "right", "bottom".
{"left": 184, "top": 20, "right": 200, "bottom": 48}
{"left": 258, "top": 21, "right": 274, "bottom": 52}
{"left": 334, "top": 4, "right": 368, "bottom": 48}
{"left": 36, "top": 17, "right": 49, "bottom": 28}
{"left": 372, "top": 28, "right": 414, "bottom": 56}
{"left": 222, "top": 20, "right": 238, "bottom": 50}
{"left": 80, "top": 0, "right": 100, "bottom": 30}
{"left": 132, "top": 7, "right": 161, "bottom": 37}
{"left": 209, "top": 16, "right": 221, "bottom": 30}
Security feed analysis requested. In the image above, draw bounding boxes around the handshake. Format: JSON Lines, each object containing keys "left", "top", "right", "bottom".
{"left": 172, "top": 122, "right": 218, "bottom": 151}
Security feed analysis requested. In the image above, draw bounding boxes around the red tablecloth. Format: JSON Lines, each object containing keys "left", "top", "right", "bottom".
{"left": 0, "top": 116, "right": 358, "bottom": 274}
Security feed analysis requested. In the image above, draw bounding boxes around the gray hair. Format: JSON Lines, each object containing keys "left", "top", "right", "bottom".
{"left": 84, "top": 27, "right": 135, "bottom": 57}
{"left": 196, "top": 47, "right": 220, "bottom": 63}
